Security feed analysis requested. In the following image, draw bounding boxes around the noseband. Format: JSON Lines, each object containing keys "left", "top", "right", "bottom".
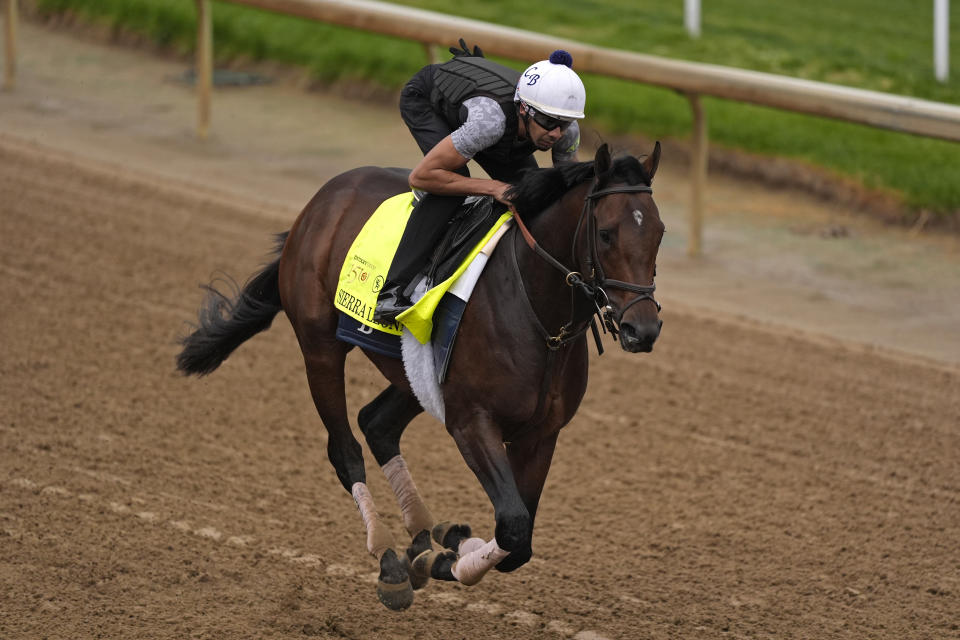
{"left": 511, "top": 180, "right": 660, "bottom": 351}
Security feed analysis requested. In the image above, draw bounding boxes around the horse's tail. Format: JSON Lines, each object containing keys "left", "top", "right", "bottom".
{"left": 176, "top": 232, "right": 288, "bottom": 376}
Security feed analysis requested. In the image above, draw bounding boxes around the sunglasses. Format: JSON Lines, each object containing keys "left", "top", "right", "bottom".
{"left": 526, "top": 106, "right": 574, "bottom": 132}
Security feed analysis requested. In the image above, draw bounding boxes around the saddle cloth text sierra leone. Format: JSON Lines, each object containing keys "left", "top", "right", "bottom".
{"left": 334, "top": 192, "right": 511, "bottom": 343}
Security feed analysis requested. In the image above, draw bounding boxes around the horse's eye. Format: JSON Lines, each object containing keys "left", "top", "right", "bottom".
{"left": 598, "top": 229, "right": 613, "bottom": 245}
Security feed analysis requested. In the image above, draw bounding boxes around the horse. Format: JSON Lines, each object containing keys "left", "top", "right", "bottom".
{"left": 176, "top": 142, "right": 664, "bottom": 610}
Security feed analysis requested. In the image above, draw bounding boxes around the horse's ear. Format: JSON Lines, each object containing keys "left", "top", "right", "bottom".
{"left": 594, "top": 143, "right": 612, "bottom": 177}
{"left": 642, "top": 141, "right": 661, "bottom": 182}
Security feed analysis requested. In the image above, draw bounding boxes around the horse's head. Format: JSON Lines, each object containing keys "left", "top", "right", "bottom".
{"left": 585, "top": 143, "right": 664, "bottom": 353}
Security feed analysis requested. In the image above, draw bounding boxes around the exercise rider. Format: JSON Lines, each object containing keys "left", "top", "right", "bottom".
{"left": 373, "top": 43, "right": 587, "bottom": 323}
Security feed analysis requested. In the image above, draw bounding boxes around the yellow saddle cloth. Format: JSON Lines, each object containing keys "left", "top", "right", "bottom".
{"left": 334, "top": 192, "right": 511, "bottom": 344}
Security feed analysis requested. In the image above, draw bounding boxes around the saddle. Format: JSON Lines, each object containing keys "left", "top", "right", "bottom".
{"left": 407, "top": 194, "right": 508, "bottom": 296}
{"left": 335, "top": 192, "right": 512, "bottom": 384}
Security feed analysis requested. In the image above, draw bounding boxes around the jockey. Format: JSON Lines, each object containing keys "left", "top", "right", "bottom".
{"left": 374, "top": 41, "right": 587, "bottom": 323}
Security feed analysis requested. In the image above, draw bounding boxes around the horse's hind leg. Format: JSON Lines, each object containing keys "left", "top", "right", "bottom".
{"left": 300, "top": 341, "right": 413, "bottom": 610}
{"left": 358, "top": 385, "right": 440, "bottom": 588}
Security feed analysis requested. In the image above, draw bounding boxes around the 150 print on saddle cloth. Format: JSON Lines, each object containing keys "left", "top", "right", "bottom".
{"left": 334, "top": 192, "right": 512, "bottom": 415}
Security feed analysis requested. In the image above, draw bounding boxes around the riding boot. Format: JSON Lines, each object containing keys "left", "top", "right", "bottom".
{"left": 373, "top": 193, "right": 464, "bottom": 323}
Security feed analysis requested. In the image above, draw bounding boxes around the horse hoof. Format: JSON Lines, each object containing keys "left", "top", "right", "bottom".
{"left": 377, "top": 548, "right": 414, "bottom": 611}
{"left": 403, "top": 530, "right": 433, "bottom": 591}
{"left": 494, "top": 545, "right": 532, "bottom": 573}
{"left": 431, "top": 521, "right": 472, "bottom": 551}
{"left": 411, "top": 549, "right": 457, "bottom": 582}
{"left": 377, "top": 579, "right": 414, "bottom": 611}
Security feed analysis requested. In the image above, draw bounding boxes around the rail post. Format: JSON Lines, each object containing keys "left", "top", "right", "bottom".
{"left": 423, "top": 43, "right": 442, "bottom": 64}
{"left": 686, "top": 92, "right": 707, "bottom": 257}
{"left": 3, "top": 0, "right": 17, "bottom": 91}
{"left": 934, "top": 0, "right": 949, "bottom": 82}
{"left": 181, "top": 0, "right": 960, "bottom": 254}
{"left": 196, "top": 0, "right": 213, "bottom": 139}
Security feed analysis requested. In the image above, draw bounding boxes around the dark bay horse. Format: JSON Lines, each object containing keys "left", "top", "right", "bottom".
{"left": 176, "top": 143, "right": 664, "bottom": 610}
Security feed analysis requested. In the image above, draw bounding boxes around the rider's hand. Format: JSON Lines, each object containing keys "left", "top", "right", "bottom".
{"left": 490, "top": 181, "right": 513, "bottom": 208}
{"left": 449, "top": 38, "right": 484, "bottom": 58}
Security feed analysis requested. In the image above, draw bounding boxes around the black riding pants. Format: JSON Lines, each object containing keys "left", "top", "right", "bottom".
{"left": 387, "top": 67, "right": 536, "bottom": 292}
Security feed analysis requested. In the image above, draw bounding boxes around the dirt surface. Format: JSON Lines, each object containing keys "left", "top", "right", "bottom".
{"left": 2, "top": 23, "right": 960, "bottom": 640}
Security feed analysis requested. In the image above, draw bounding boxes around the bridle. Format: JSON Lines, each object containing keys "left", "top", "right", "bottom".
{"left": 510, "top": 179, "right": 660, "bottom": 352}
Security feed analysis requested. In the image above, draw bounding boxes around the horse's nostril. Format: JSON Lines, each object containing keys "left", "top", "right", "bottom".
{"left": 621, "top": 321, "right": 660, "bottom": 349}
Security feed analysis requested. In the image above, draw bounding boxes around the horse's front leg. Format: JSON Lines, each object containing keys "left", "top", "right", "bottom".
{"left": 416, "top": 411, "right": 533, "bottom": 586}
{"left": 495, "top": 432, "right": 559, "bottom": 572}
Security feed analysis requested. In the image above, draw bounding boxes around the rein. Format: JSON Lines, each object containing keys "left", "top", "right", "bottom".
{"left": 505, "top": 180, "right": 660, "bottom": 439}
{"left": 510, "top": 181, "right": 660, "bottom": 352}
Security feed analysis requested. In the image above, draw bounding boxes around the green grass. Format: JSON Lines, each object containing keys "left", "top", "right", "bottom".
{"left": 32, "top": 0, "right": 960, "bottom": 218}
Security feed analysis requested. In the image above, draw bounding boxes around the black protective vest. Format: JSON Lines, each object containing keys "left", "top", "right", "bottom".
{"left": 430, "top": 56, "right": 536, "bottom": 166}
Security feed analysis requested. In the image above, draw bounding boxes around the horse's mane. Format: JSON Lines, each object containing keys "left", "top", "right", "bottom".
{"left": 505, "top": 153, "right": 651, "bottom": 219}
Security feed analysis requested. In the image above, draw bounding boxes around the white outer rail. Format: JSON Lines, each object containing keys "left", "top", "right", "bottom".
{"left": 204, "top": 0, "right": 960, "bottom": 254}
{"left": 212, "top": 0, "right": 960, "bottom": 142}
{"left": 6, "top": 0, "right": 958, "bottom": 251}
{"left": 3, "top": 0, "right": 16, "bottom": 91}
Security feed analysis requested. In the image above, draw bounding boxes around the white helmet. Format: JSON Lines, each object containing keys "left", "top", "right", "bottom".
{"left": 515, "top": 50, "right": 586, "bottom": 120}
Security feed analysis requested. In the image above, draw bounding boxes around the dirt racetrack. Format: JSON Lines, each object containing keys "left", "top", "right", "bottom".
{"left": 2, "top": 23, "right": 960, "bottom": 640}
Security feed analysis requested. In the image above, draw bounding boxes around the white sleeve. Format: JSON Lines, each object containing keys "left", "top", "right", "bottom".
{"left": 551, "top": 121, "right": 581, "bottom": 165}
{"left": 450, "top": 96, "right": 507, "bottom": 160}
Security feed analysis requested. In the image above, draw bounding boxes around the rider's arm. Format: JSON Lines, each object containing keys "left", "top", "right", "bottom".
{"left": 408, "top": 97, "right": 513, "bottom": 205}
{"left": 408, "top": 137, "right": 512, "bottom": 205}
{"left": 551, "top": 121, "right": 581, "bottom": 165}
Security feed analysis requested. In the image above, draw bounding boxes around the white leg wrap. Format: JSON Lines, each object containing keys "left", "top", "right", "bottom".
{"left": 451, "top": 538, "right": 509, "bottom": 586}
{"left": 381, "top": 455, "right": 433, "bottom": 536}
{"left": 458, "top": 537, "right": 486, "bottom": 556}
{"left": 351, "top": 482, "right": 393, "bottom": 559}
